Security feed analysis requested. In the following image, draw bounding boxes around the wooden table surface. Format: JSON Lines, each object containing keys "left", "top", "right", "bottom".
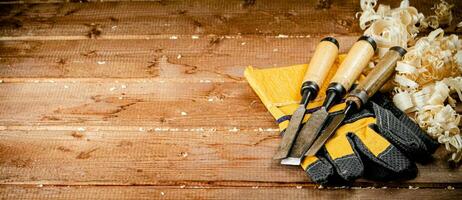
{"left": 0, "top": 0, "right": 461, "bottom": 199}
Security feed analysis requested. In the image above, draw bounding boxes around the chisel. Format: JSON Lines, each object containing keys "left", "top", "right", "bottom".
{"left": 304, "top": 46, "right": 407, "bottom": 157}
{"left": 273, "top": 37, "right": 339, "bottom": 159}
{"left": 281, "top": 36, "right": 376, "bottom": 165}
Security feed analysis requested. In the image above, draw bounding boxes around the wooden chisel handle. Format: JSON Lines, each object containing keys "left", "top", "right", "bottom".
{"left": 320, "top": 36, "right": 376, "bottom": 109}
{"left": 301, "top": 37, "right": 339, "bottom": 98}
{"left": 329, "top": 36, "right": 376, "bottom": 93}
{"left": 346, "top": 46, "right": 406, "bottom": 109}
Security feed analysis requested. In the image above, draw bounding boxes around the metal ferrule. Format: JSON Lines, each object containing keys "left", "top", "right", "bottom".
{"left": 346, "top": 87, "right": 368, "bottom": 109}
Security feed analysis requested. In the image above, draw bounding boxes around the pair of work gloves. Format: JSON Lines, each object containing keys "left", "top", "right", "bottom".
{"left": 244, "top": 55, "right": 439, "bottom": 184}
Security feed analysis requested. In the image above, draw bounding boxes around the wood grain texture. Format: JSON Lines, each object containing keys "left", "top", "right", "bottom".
{"left": 1, "top": 186, "right": 461, "bottom": 200}
{"left": 0, "top": 37, "right": 357, "bottom": 79}
{"left": 0, "top": 0, "right": 362, "bottom": 37}
{"left": 0, "top": 0, "right": 461, "bottom": 198}
{"left": 0, "top": 130, "right": 460, "bottom": 185}
{"left": 0, "top": 0, "right": 460, "bottom": 39}
{"left": 0, "top": 81, "right": 275, "bottom": 127}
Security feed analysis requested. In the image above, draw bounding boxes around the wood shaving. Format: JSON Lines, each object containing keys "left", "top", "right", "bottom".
{"left": 420, "top": 0, "right": 454, "bottom": 29}
{"left": 392, "top": 28, "right": 462, "bottom": 162}
{"left": 359, "top": 0, "right": 462, "bottom": 164}
{"left": 357, "top": 0, "right": 424, "bottom": 57}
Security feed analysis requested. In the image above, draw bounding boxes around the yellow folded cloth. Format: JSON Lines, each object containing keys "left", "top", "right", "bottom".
{"left": 244, "top": 55, "right": 346, "bottom": 131}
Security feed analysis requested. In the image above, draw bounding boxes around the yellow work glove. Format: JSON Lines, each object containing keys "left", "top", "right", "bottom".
{"left": 244, "top": 58, "right": 439, "bottom": 184}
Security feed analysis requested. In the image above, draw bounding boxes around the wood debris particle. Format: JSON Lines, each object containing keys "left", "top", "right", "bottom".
{"left": 241, "top": 42, "right": 246, "bottom": 46}
{"left": 181, "top": 112, "right": 187, "bottom": 116}
{"left": 447, "top": 186, "right": 454, "bottom": 190}
{"left": 97, "top": 61, "right": 106, "bottom": 65}
{"left": 179, "top": 152, "right": 188, "bottom": 157}
{"left": 121, "top": 85, "right": 127, "bottom": 89}
{"left": 296, "top": 186, "right": 303, "bottom": 189}
{"left": 109, "top": 87, "right": 116, "bottom": 91}
{"left": 160, "top": 192, "right": 165, "bottom": 196}
{"left": 169, "top": 35, "right": 178, "bottom": 40}
{"left": 177, "top": 54, "right": 182, "bottom": 59}
{"left": 180, "top": 185, "right": 186, "bottom": 188}
{"left": 276, "top": 34, "right": 289, "bottom": 38}
{"left": 64, "top": 85, "right": 69, "bottom": 89}
{"left": 408, "top": 186, "right": 419, "bottom": 190}
{"left": 229, "top": 127, "right": 239, "bottom": 132}
{"left": 191, "top": 35, "right": 199, "bottom": 39}
{"left": 139, "top": 127, "right": 145, "bottom": 132}
{"left": 77, "top": 127, "right": 86, "bottom": 132}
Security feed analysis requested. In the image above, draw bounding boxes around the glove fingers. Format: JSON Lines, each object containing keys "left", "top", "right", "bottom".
{"left": 372, "top": 103, "right": 430, "bottom": 160}
{"left": 324, "top": 132, "right": 363, "bottom": 181}
{"left": 301, "top": 154, "right": 334, "bottom": 184}
{"left": 348, "top": 131, "right": 417, "bottom": 180}
{"left": 370, "top": 97, "right": 439, "bottom": 162}
{"left": 398, "top": 114, "right": 439, "bottom": 155}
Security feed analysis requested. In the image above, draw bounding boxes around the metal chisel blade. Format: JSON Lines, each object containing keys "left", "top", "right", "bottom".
{"left": 280, "top": 107, "right": 329, "bottom": 165}
{"left": 273, "top": 105, "right": 306, "bottom": 159}
{"left": 304, "top": 112, "right": 347, "bottom": 157}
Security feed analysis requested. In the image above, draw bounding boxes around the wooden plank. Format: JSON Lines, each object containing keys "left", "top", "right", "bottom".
{"left": 0, "top": 0, "right": 361, "bottom": 37}
{"left": 0, "top": 81, "right": 276, "bottom": 128}
{"left": 0, "top": 37, "right": 357, "bottom": 79}
{"left": 0, "top": 129, "right": 460, "bottom": 185}
{"left": 1, "top": 186, "right": 461, "bottom": 200}
{"left": 0, "top": 0, "right": 460, "bottom": 38}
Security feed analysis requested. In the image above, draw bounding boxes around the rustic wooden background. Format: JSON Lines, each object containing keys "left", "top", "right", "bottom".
{"left": 0, "top": 0, "right": 461, "bottom": 199}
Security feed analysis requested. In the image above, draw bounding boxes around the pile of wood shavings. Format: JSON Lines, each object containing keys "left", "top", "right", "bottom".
{"left": 393, "top": 29, "right": 462, "bottom": 162}
{"left": 358, "top": 0, "right": 462, "bottom": 162}
{"left": 357, "top": 0, "right": 423, "bottom": 57}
